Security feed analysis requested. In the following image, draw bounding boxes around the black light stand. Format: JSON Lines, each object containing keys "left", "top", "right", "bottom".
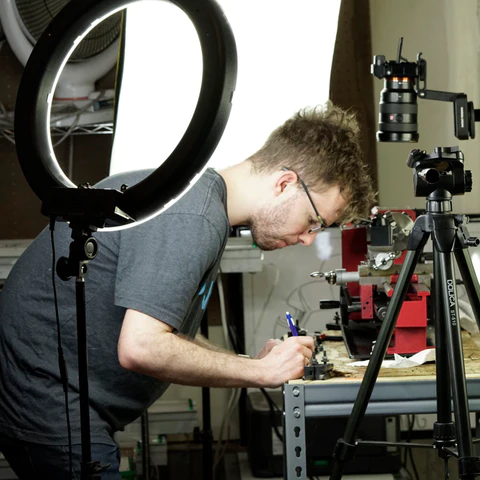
{"left": 140, "top": 410, "right": 151, "bottom": 479}
{"left": 200, "top": 310, "right": 214, "bottom": 480}
{"left": 55, "top": 222, "right": 108, "bottom": 479}
{"left": 329, "top": 147, "right": 480, "bottom": 479}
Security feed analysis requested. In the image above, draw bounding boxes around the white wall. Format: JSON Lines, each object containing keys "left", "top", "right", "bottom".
{"left": 370, "top": 0, "right": 480, "bottom": 214}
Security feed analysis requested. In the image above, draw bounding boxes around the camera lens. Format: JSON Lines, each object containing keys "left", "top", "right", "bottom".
{"left": 377, "top": 76, "right": 418, "bottom": 142}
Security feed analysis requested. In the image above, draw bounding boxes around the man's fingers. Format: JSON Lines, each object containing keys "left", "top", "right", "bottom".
{"left": 300, "top": 346, "right": 313, "bottom": 359}
{"left": 285, "top": 335, "right": 314, "bottom": 350}
{"left": 266, "top": 338, "right": 281, "bottom": 349}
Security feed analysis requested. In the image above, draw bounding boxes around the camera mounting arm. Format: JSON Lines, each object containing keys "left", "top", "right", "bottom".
{"left": 416, "top": 53, "right": 480, "bottom": 140}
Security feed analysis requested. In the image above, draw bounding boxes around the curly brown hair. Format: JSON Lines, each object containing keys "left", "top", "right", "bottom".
{"left": 248, "top": 102, "right": 376, "bottom": 224}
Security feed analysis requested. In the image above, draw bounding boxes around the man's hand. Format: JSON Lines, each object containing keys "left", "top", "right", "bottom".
{"left": 255, "top": 338, "right": 282, "bottom": 359}
{"left": 256, "top": 336, "right": 314, "bottom": 388}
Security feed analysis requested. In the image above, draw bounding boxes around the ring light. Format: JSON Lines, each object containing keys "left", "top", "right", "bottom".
{"left": 14, "top": 0, "right": 237, "bottom": 230}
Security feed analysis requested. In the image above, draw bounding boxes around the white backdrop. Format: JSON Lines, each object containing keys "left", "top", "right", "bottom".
{"left": 110, "top": 0, "right": 341, "bottom": 174}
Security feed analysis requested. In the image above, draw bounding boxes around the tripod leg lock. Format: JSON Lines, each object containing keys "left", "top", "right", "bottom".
{"left": 458, "top": 456, "right": 480, "bottom": 477}
{"left": 433, "top": 421, "right": 456, "bottom": 443}
{"left": 332, "top": 438, "right": 357, "bottom": 462}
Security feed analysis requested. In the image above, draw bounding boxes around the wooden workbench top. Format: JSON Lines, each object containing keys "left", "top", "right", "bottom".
{"left": 290, "top": 331, "right": 480, "bottom": 384}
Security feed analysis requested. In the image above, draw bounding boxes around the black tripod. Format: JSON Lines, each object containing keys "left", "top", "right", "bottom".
{"left": 330, "top": 147, "right": 480, "bottom": 479}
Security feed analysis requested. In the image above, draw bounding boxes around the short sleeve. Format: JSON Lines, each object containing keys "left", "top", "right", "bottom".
{"left": 114, "top": 211, "right": 223, "bottom": 330}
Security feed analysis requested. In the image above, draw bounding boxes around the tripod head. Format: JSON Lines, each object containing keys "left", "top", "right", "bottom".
{"left": 407, "top": 146, "right": 472, "bottom": 198}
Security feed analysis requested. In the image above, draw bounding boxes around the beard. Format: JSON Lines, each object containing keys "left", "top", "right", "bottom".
{"left": 248, "top": 194, "right": 298, "bottom": 251}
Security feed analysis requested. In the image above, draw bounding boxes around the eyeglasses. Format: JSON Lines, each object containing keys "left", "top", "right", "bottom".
{"left": 282, "top": 167, "right": 327, "bottom": 233}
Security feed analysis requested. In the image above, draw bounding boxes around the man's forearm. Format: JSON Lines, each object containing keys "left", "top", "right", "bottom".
{"left": 193, "top": 333, "right": 227, "bottom": 352}
{"left": 192, "top": 333, "right": 236, "bottom": 355}
{"left": 119, "top": 309, "right": 313, "bottom": 389}
{"left": 125, "top": 330, "right": 263, "bottom": 388}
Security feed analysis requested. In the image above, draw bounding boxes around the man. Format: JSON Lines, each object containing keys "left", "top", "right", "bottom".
{"left": 0, "top": 103, "right": 375, "bottom": 478}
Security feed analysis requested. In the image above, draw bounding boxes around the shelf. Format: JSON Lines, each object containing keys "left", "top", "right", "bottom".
{"left": 1, "top": 123, "right": 114, "bottom": 142}
{"left": 0, "top": 108, "right": 114, "bottom": 141}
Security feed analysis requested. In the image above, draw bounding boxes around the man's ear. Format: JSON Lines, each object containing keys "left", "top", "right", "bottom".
{"left": 273, "top": 169, "right": 298, "bottom": 196}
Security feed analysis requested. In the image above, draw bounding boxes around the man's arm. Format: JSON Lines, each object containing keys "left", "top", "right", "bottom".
{"left": 118, "top": 309, "right": 313, "bottom": 389}
{"left": 193, "top": 333, "right": 280, "bottom": 359}
{"left": 193, "top": 333, "right": 234, "bottom": 354}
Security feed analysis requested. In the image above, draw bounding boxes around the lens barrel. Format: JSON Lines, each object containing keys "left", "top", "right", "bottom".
{"left": 378, "top": 76, "right": 418, "bottom": 142}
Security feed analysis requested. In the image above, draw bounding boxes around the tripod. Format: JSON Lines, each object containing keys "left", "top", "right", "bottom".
{"left": 330, "top": 148, "right": 480, "bottom": 479}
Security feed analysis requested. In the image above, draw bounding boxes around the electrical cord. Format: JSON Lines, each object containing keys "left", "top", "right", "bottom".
{"left": 217, "top": 268, "right": 242, "bottom": 354}
{"left": 212, "top": 387, "right": 241, "bottom": 479}
{"left": 52, "top": 115, "right": 80, "bottom": 148}
{"left": 216, "top": 272, "right": 231, "bottom": 350}
{"left": 227, "top": 321, "right": 241, "bottom": 354}
{"left": 0, "top": 130, "right": 15, "bottom": 145}
{"left": 49, "top": 218, "right": 73, "bottom": 479}
{"left": 407, "top": 415, "right": 420, "bottom": 480}
{"left": 403, "top": 415, "right": 419, "bottom": 480}
{"left": 259, "top": 388, "right": 283, "bottom": 443}
{"left": 402, "top": 418, "right": 408, "bottom": 471}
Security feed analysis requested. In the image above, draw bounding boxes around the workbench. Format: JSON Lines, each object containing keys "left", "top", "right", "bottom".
{"left": 283, "top": 332, "right": 480, "bottom": 479}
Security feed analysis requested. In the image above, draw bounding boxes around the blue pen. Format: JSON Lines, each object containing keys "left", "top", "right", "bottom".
{"left": 285, "top": 312, "right": 298, "bottom": 336}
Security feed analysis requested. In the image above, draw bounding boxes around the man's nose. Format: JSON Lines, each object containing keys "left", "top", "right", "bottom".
{"left": 298, "top": 231, "right": 317, "bottom": 246}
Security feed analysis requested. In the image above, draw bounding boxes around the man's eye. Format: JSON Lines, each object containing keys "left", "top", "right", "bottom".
{"left": 309, "top": 217, "right": 317, "bottom": 226}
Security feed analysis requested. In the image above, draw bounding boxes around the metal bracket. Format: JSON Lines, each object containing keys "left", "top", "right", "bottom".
{"left": 283, "top": 383, "right": 307, "bottom": 479}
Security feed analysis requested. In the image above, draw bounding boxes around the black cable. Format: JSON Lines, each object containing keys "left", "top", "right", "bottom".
{"left": 406, "top": 415, "right": 420, "bottom": 480}
{"left": 444, "top": 457, "right": 451, "bottom": 480}
{"left": 227, "top": 323, "right": 241, "bottom": 354}
{"left": 216, "top": 272, "right": 241, "bottom": 355}
{"left": 402, "top": 416, "right": 408, "bottom": 468}
{"left": 50, "top": 218, "right": 73, "bottom": 478}
{"left": 259, "top": 388, "right": 283, "bottom": 443}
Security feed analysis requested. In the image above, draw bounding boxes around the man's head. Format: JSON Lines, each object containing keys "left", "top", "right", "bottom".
{"left": 245, "top": 102, "right": 376, "bottom": 251}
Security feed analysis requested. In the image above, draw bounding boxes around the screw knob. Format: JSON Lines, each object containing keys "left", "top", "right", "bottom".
{"left": 465, "top": 170, "right": 473, "bottom": 192}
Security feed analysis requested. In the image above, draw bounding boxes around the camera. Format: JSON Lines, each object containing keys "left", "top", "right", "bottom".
{"left": 372, "top": 38, "right": 477, "bottom": 142}
{"left": 371, "top": 48, "right": 420, "bottom": 142}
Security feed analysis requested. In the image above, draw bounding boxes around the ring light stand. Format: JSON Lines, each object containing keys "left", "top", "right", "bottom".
{"left": 14, "top": 0, "right": 237, "bottom": 477}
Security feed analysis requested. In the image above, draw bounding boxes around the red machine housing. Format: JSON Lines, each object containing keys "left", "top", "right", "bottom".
{"left": 341, "top": 209, "right": 430, "bottom": 356}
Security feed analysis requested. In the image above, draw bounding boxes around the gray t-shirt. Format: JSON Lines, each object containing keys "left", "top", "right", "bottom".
{"left": 0, "top": 168, "right": 229, "bottom": 445}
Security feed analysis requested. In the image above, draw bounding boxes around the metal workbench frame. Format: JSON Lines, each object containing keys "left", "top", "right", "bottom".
{"left": 283, "top": 377, "right": 480, "bottom": 480}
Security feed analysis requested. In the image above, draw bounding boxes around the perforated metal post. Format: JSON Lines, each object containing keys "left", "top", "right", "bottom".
{"left": 283, "top": 383, "right": 307, "bottom": 479}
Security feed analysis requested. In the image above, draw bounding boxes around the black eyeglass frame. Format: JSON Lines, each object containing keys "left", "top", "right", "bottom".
{"left": 282, "top": 167, "right": 327, "bottom": 233}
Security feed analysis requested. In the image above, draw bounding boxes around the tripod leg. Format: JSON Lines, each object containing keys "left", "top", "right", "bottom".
{"left": 454, "top": 243, "right": 480, "bottom": 331}
{"left": 329, "top": 230, "right": 429, "bottom": 480}
{"left": 433, "top": 250, "right": 455, "bottom": 453}
{"left": 436, "top": 249, "right": 479, "bottom": 478}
